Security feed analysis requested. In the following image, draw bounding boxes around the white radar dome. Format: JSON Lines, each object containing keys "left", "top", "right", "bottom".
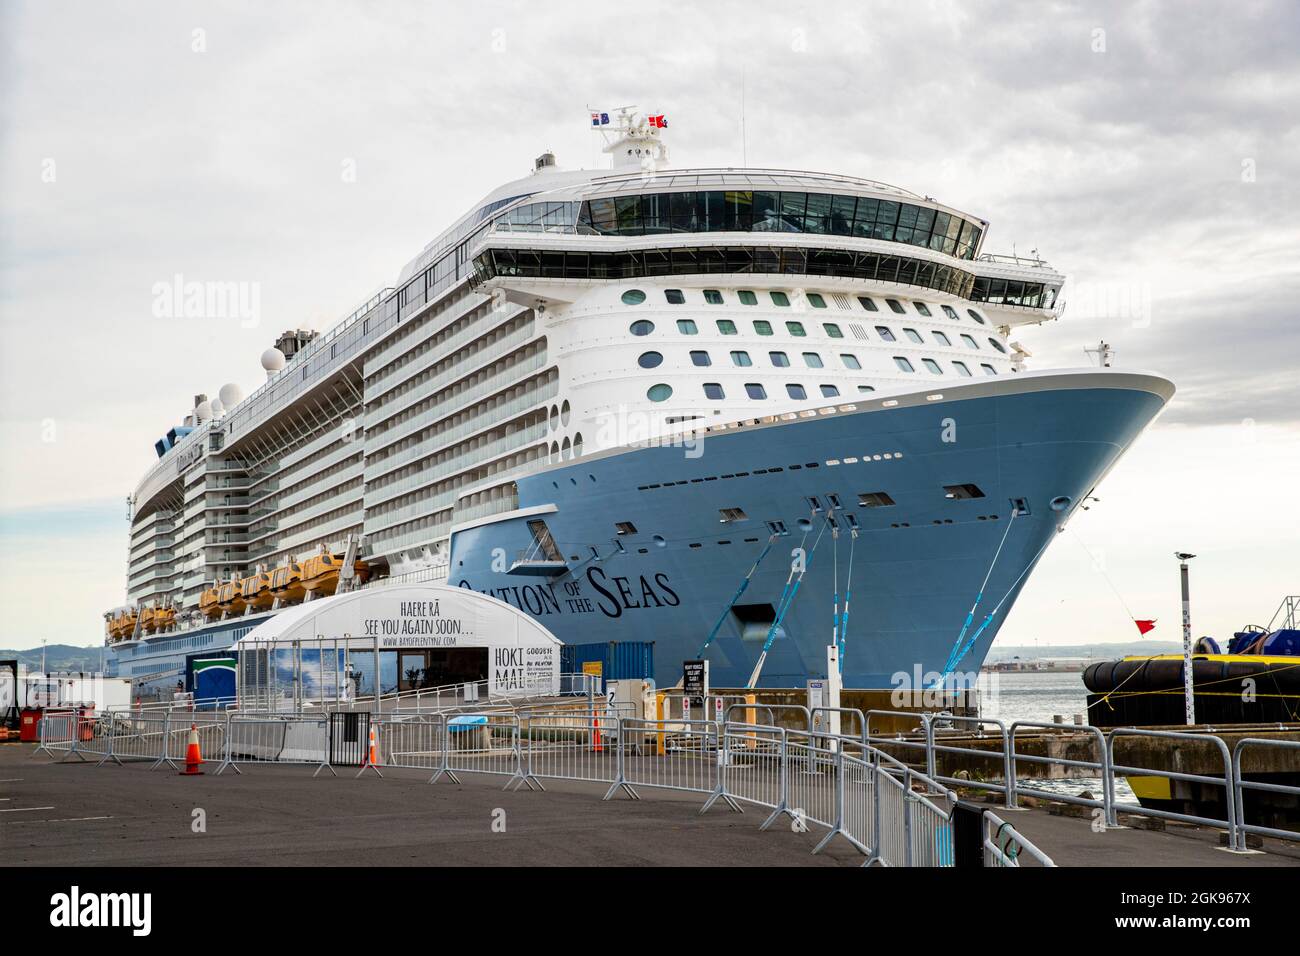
{"left": 218, "top": 383, "right": 244, "bottom": 407}
{"left": 260, "top": 348, "right": 287, "bottom": 372}
{"left": 209, "top": 398, "right": 225, "bottom": 416}
{"left": 194, "top": 399, "right": 213, "bottom": 422}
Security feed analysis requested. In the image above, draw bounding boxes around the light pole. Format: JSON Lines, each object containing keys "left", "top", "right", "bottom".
{"left": 41, "top": 639, "right": 47, "bottom": 677}
{"left": 1175, "top": 552, "right": 1197, "bottom": 726}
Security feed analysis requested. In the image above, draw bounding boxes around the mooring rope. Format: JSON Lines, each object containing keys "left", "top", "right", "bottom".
{"left": 838, "top": 527, "right": 858, "bottom": 673}
{"left": 695, "top": 534, "right": 777, "bottom": 659}
{"left": 936, "top": 521, "right": 1059, "bottom": 684}
{"left": 939, "top": 510, "right": 1020, "bottom": 677}
{"left": 747, "top": 515, "right": 828, "bottom": 688}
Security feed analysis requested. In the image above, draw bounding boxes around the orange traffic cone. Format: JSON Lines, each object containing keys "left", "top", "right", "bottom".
{"left": 356, "top": 724, "right": 383, "bottom": 777}
{"left": 179, "top": 723, "right": 204, "bottom": 775}
{"left": 593, "top": 713, "right": 603, "bottom": 753}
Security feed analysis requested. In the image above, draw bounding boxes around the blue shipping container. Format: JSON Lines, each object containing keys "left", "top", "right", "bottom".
{"left": 560, "top": 641, "right": 655, "bottom": 692}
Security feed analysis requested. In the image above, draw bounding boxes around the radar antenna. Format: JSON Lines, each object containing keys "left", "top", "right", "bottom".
{"left": 1084, "top": 340, "right": 1115, "bottom": 368}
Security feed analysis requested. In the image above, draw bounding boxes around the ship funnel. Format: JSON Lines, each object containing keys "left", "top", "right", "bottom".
{"left": 534, "top": 151, "right": 557, "bottom": 172}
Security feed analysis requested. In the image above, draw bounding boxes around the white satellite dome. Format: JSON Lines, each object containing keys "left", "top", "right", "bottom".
{"left": 260, "top": 348, "right": 287, "bottom": 372}
{"left": 194, "top": 399, "right": 213, "bottom": 422}
{"left": 218, "top": 382, "right": 244, "bottom": 408}
{"left": 209, "top": 398, "right": 225, "bottom": 416}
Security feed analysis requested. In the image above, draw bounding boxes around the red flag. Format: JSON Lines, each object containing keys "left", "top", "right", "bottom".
{"left": 1134, "top": 619, "right": 1156, "bottom": 635}
{"left": 649, "top": 114, "right": 667, "bottom": 128}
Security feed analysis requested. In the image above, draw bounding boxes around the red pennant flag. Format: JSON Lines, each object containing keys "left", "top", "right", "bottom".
{"left": 1134, "top": 619, "right": 1156, "bottom": 635}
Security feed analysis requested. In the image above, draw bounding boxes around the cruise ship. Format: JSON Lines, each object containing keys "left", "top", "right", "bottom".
{"left": 106, "top": 109, "right": 1173, "bottom": 695}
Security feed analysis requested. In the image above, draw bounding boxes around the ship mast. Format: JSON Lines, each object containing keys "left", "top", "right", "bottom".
{"left": 591, "top": 105, "right": 669, "bottom": 170}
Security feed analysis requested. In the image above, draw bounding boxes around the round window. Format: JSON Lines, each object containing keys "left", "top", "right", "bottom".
{"left": 621, "top": 289, "right": 647, "bottom": 305}
{"left": 630, "top": 320, "right": 655, "bottom": 337}
{"left": 561, "top": 400, "right": 571, "bottom": 425}
{"left": 647, "top": 384, "right": 673, "bottom": 402}
{"left": 638, "top": 351, "right": 663, "bottom": 369}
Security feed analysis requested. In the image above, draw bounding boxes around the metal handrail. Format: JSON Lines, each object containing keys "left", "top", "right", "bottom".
{"left": 983, "top": 810, "right": 1056, "bottom": 866}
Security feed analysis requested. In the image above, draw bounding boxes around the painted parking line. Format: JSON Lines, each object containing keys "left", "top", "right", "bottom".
{"left": 0, "top": 778, "right": 24, "bottom": 783}
{"left": 7, "top": 815, "right": 114, "bottom": 824}
{"left": 0, "top": 806, "right": 55, "bottom": 812}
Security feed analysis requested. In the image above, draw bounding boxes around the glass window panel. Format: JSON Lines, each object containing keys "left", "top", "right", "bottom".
{"left": 779, "top": 248, "right": 806, "bottom": 274}
{"left": 803, "top": 352, "right": 824, "bottom": 368}
{"left": 717, "top": 319, "right": 738, "bottom": 335}
{"left": 830, "top": 195, "right": 856, "bottom": 235}
{"left": 731, "top": 350, "right": 753, "bottom": 366}
{"left": 786, "top": 383, "right": 807, "bottom": 399}
{"left": 754, "top": 320, "right": 774, "bottom": 335}
{"left": 615, "top": 195, "right": 642, "bottom": 233}
{"left": 641, "top": 193, "right": 669, "bottom": 234}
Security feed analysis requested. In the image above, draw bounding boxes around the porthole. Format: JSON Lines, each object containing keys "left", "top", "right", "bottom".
{"left": 630, "top": 319, "right": 655, "bottom": 336}
{"left": 622, "top": 289, "right": 647, "bottom": 305}
{"left": 653, "top": 534, "right": 667, "bottom": 547}
{"left": 561, "top": 400, "right": 571, "bottom": 425}
{"left": 647, "top": 383, "right": 673, "bottom": 402}
{"left": 1050, "top": 496, "right": 1071, "bottom": 512}
{"left": 638, "top": 351, "right": 664, "bottom": 369}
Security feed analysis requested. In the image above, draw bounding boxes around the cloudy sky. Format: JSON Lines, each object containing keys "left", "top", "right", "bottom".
{"left": 1, "top": 0, "right": 1297, "bottom": 652}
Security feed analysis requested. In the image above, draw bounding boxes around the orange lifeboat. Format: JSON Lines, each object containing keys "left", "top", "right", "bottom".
{"left": 268, "top": 560, "right": 305, "bottom": 605}
{"left": 153, "top": 606, "right": 176, "bottom": 631}
{"left": 299, "top": 550, "right": 370, "bottom": 598}
{"left": 140, "top": 606, "right": 158, "bottom": 634}
{"left": 217, "top": 578, "right": 246, "bottom": 615}
{"left": 240, "top": 569, "right": 274, "bottom": 611}
{"left": 199, "top": 583, "right": 223, "bottom": 621}
{"left": 116, "top": 609, "right": 139, "bottom": 640}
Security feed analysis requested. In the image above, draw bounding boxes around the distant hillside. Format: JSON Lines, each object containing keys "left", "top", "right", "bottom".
{"left": 987, "top": 641, "right": 1183, "bottom": 661}
{"left": 0, "top": 644, "right": 115, "bottom": 674}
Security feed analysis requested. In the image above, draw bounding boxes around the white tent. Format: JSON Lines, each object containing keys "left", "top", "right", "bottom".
{"left": 234, "top": 583, "right": 562, "bottom": 699}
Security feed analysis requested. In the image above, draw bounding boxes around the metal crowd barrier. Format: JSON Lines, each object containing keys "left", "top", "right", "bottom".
{"left": 1010, "top": 720, "right": 1116, "bottom": 826}
{"left": 30, "top": 706, "right": 1043, "bottom": 867}
{"left": 1107, "top": 728, "right": 1240, "bottom": 840}
{"left": 32, "top": 709, "right": 79, "bottom": 759}
{"left": 1232, "top": 737, "right": 1300, "bottom": 849}
{"left": 983, "top": 810, "right": 1055, "bottom": 867}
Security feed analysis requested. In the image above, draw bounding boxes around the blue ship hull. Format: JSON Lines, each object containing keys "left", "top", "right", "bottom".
{"left": 450, "top": 371, "right": 1172, "bottom": 689}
